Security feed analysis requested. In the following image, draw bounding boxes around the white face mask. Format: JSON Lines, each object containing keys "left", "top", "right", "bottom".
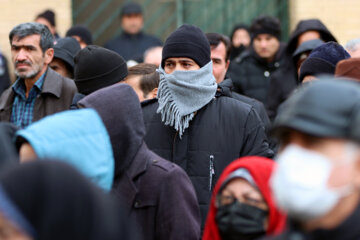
{"left": 271, "top": 144, "right": 357, "bottom": 221}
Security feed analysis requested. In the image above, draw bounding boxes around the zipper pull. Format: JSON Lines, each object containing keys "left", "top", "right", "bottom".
{"left": 209, "top": 155, "right": 215, "bottom": 192}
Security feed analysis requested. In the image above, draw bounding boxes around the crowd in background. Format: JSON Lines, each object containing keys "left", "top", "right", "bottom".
{"left": 0, "top": 2, "right": 360, "bottom": 240}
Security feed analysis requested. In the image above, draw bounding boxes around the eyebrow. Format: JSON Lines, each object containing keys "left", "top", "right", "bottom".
{"left": 11, "top": 44, "right": 37, "bottom": 49}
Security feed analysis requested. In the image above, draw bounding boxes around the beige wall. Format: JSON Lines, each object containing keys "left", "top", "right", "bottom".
{"left": 290, "top": 0, "right": 360, "bottom": 46}
{"left": 0, "top": 0, "right": 72, "bottom": 81}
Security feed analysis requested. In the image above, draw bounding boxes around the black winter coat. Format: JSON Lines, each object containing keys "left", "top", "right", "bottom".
{"left": 104, "top": 31, "right": 162, "bottom": 62}
{"left": 228, "top": 45, "right": 286, "bottom": 105}
{"left": 78, "top": 84, "right": 201, "bottom": 240}
{"left": 266, "top": 19, "right": 337, "bottom": 120}
{"left": 142, "top": 96, "right": 274, "bottom": 227}
{"left": 261, "top": 203, "right": 360, "bottom": 240}
{"left": 218, "top": 78, "right": 270, "bottom": 131}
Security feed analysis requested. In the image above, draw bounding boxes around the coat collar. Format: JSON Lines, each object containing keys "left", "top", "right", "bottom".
{"left": 41, "top": 67, "right": 63, "bottom": 98}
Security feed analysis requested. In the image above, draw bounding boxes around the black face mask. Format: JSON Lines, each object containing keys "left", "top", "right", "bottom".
{"left": 215, "top": 201, "right": 268, "bottom": 240}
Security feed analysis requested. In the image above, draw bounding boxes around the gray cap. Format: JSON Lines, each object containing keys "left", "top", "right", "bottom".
{"left": 292, "top": 39, "right": 324, "bottom": 61}
{"left": 273, "top": 77, "right": 360, "bottom": 142}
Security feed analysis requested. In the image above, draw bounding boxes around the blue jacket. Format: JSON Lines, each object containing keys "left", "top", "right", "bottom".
{"left": 16, "top": 109, "right": 114, "bottom": 191}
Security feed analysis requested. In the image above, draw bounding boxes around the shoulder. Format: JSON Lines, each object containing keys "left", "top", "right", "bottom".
{"left": 208, "top": 96, "right": 253, "bottom": 114}
{"left": 232, "top": 49, "right": 252, "bottom": 64}
{"left": 142, "top": 33, "right": 162, "bottom": 44}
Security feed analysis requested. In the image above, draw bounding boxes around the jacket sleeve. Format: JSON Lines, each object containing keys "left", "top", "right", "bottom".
{"left": 240, "top": 108, "right": 274, "bottom": 158}
{"left": 156, "top": 165, "right": 201, "bottom": 240}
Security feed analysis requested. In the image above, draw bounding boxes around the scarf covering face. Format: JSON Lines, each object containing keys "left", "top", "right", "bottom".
{"left": 156, "top": 61, "right": 217, "bottom": 138}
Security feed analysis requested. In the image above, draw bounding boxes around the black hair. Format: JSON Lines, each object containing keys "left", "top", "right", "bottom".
{"left": 205, "top": 32, "right": 231, "bottom": 61}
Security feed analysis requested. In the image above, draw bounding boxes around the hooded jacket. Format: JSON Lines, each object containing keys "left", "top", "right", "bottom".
{"left": 0, "top": 161, "right": 130, "bottom": 240}
{"left": 78, "top": 83, "right": 201, "bottom": 240}
{"left": 202, "top": 156, "right": 287, "bottom": 240}
{"left": 266, "top": 19, "right": 337, "bottom": 120}
{"left": 16, "top": 109, "right": 114, "bottom": 191}
{"left": 228, "top": 43, "right": 286, "bottom": 105}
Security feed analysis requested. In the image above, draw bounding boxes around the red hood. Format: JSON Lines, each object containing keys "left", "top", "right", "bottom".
{"left": 202, "top": 156, "right": 286, "bottom": 240}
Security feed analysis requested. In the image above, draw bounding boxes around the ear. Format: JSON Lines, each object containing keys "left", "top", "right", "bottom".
{"left": 225, "top": 59, "right": 230, "bottom": 71}
{"left": 354, "top": 154, "right": 360, "bottom": 184}
{"left": 151, "top": 87, "right": 158, "bottom": 99}
{"left": 44, "top": 48, "right": 54, "bottom": 65}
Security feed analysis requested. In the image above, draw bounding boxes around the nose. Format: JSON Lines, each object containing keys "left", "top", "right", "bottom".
{"left": 260, "top": 40, "right": 268, "bottom": 48}
{"left": 15, "top": 49, "right": 27, "bottom": 61}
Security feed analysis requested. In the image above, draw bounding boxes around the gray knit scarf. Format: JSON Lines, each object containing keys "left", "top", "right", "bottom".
{"left": 156, "top": 61, "right": 217, "bottom": 138}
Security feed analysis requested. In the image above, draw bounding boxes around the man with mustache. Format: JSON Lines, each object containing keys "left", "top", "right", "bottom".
{"left": 0, "top": 22, "right": 77, "bottom": 128}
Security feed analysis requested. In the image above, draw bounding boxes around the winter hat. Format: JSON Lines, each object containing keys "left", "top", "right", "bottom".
{"left": 335, "top": 58, "right": 360, "bottom": 82}
{"left": 66, "top": 25, "right": 93, "bottom": 45}
{"left": 121, "top": 2, "right": 142, "bottom": 16}
{"left": 36, "top": 10, "right": 56, "bottom": 27}
{"left": 74, "top": 45, "right": 128, "bottom": 95}
{"left": 299, "top": 42, "right": 350, "bottom": 82}
{"left": 250, "top": 16, "right": 281, "bottom": 40}
{"left": 273, "top": 78, "right": 360, "bottom": 142}
{"left": 53, "top": 37, "right": 81, "bottom": 68}
{"left": 161, "top": 24, "right": 210, "bottom": 68}
{"left": 292, "top": 39, "right": 324, "bottom": 62}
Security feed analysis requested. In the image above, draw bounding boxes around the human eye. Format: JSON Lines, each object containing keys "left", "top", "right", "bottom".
{"left": 165, "top": 61, "right": 174, "bottom": 68}
{"left": 244, "top": 195, "right": 264, "bottom": 206}
{"left": 216, "top": 194, "right": 236, "bottom": 207}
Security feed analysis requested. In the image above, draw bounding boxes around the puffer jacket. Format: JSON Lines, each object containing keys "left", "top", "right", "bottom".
{"left": 142, "top": 95, "right": 274, "bottom": 227}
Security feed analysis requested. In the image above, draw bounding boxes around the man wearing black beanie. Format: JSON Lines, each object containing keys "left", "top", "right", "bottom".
{"left": 70, "top": 45, "right": 128, "bottom": 109}
{"left": 142, "top": 24, "right": 273, "bottom": 229}
{"left": 228, "top": 16, "right": 286, "bottom": 105}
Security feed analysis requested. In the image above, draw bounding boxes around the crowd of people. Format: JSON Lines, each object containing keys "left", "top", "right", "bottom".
{"left": 0, "top": 2, "right": 360, "bottom": 240}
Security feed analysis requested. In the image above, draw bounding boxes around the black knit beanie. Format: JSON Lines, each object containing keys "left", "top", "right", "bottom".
{"left": 161, "top": 24, "right": 210, "bottom": 68}
{"left": 36, "top": 10, "right": 56, "bottom": 27}
{"left": 74, "top": 45, "right": 128, "bottom": 95}
{"left": 250, "top": 16, "right": 281, "bottom": 40}
{"left": 66, "top": 25, "right": 93, "bottom": 45}
{"left": 299, "top": 42, "right": 350, "bottom": 82}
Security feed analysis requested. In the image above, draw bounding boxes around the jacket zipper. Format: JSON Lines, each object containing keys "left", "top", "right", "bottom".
{"left": 209, "top": 155, "right": 215, "bottom": 192}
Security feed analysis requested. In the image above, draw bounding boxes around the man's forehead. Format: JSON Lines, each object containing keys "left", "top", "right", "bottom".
{"left": 12, "top": 34, "right": 41, "bottom": 44}
{"left": 165, "top": 57, "right": 195, "bottom": 62}
{"left": 210, "top": 42, "right": 227, "bottom": 59}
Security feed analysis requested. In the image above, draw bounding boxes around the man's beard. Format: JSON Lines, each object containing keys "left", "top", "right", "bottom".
{"left": 14, "top": 60, "right": 43, "bottom": 79}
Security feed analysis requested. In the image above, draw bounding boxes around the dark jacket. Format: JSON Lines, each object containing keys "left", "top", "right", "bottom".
{"left": 0, "top": 122, "right": 18, "bottom": 164}
{"left": 218, "top": 78, "right": 270, "bottom": 130}
{"left": 266, "top": 19, "right": 337, "bottom": 120}
{"left": 261, "top": 203, "right": 360, "bottom": 240}
{"left": 78, "top": 84, "right": 201, "bottom": 240}
{"left": 142, "top": 95, "right": 274, "bottom": 227}
{"left": 228, "top": 44, "right": 286, "bottom": 105}
{"left": 0, "top": 54, "right": 10, "bottom": 96}
{"left": 0, "top": 67, "right": 77, "bottom": 123}
{"left": 104, "top": 31, "right": 162, "bottom": 62}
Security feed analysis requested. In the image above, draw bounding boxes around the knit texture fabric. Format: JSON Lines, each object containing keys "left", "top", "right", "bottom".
{"left": 156, "top": 61, "right": 217, "bottom": 138}
{"left": 161, "top": 24, "right": 210, "bottom": 68}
